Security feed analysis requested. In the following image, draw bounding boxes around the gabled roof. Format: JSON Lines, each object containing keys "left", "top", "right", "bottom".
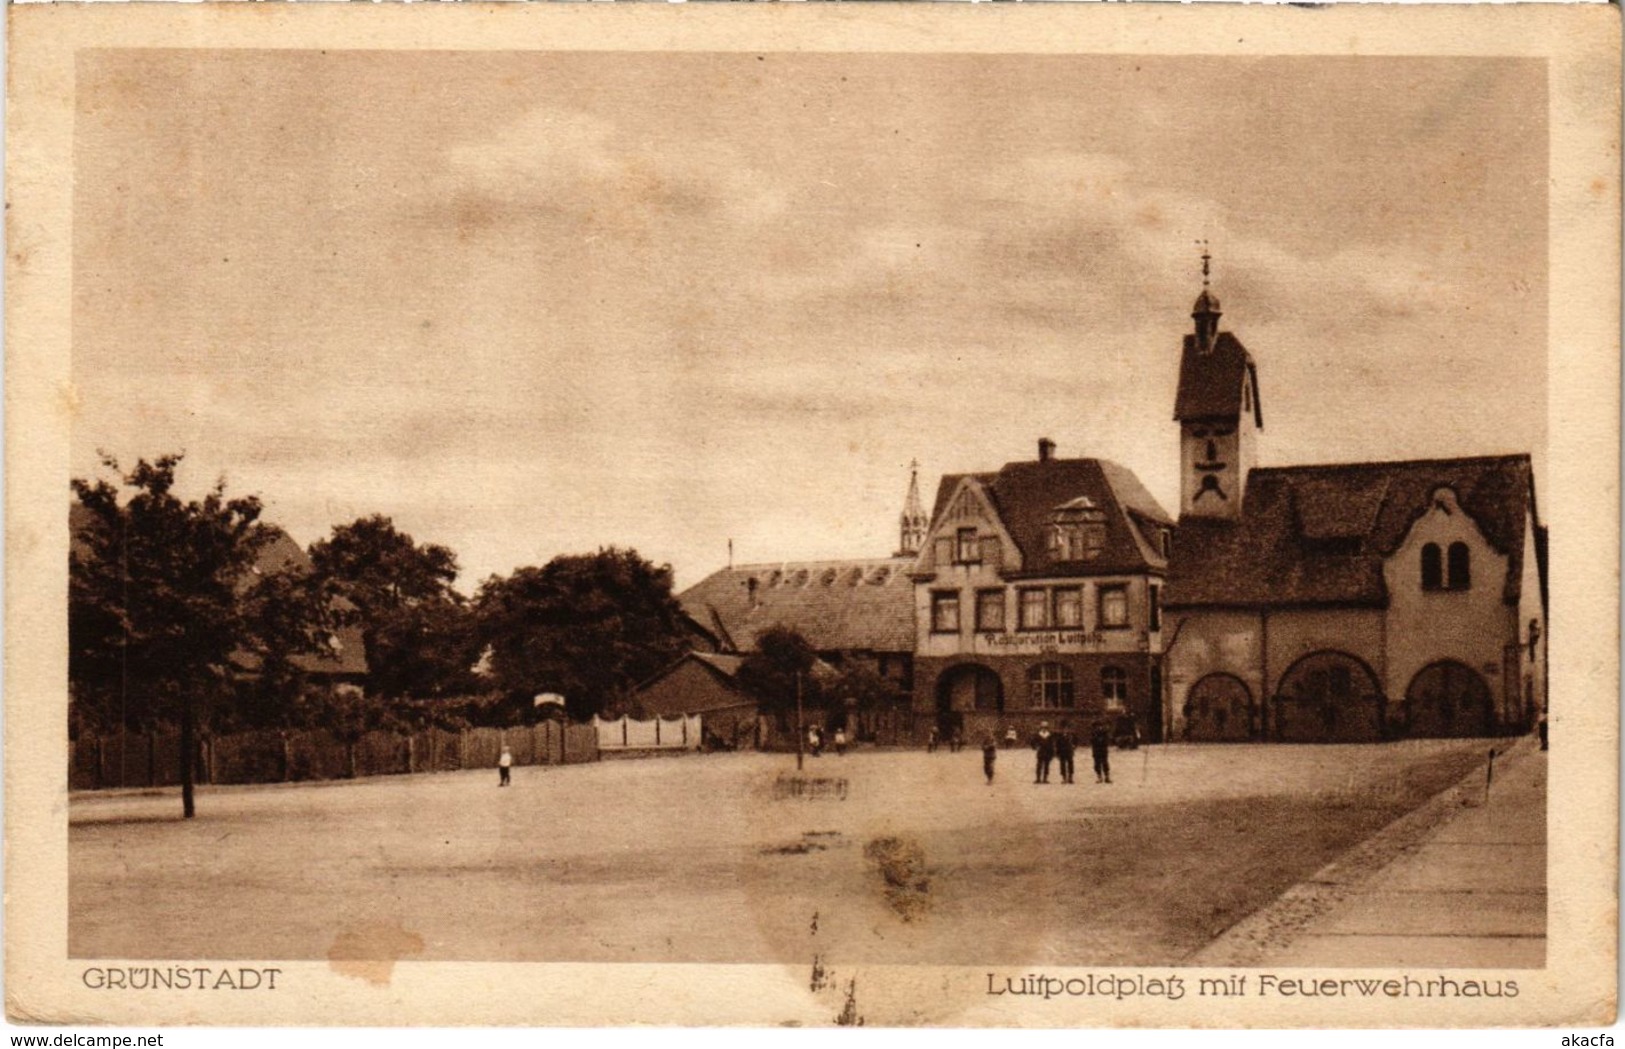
{"left": 690, "top": 652, "right": 746, "bottom": 678}
{"left": 678, "top": 557, "right": 916, "bottom": 654}
{"left": 928, "top": 458, "right": 1173, "bottom": 578}
{"left": 1174, "top": 332, "right": 1263, "bottom": 426}
{"left": 631, "top": 651, "right": 752, "bottom": 709}
{"left": 1164, "top": 454, "right": 1538, "bottom": 610}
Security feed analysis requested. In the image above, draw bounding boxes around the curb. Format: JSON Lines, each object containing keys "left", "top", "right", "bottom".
{"left": 1185, "top": 734, "right": 1538, "bottom": 967}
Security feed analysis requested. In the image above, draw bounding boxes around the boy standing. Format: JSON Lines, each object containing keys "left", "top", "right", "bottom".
{"left": 982, "top": 736, "right": 998, "bottom": 785}
{"left": 1032, "top": 722, "right": 1056, "bottom": 784}
{"left": 1090, "top": 720, "right": 1112, "bottom": 784}
{"left": 1054, "top": 726, "right": 1077, "bottom": 784}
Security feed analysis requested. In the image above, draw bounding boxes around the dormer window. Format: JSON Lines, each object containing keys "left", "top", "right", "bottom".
{"left": 1047, "top": 498, "right": 1107, "bottom": 562}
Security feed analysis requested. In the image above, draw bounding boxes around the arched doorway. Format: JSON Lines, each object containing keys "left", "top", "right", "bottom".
{"left": 1274, "top": 650, "right": 1384, "bottom": 743}
{"left": 1404, "top": 661, "right": 1493, "bottom": 738}
{"left": 1185, "top": 673, "right": 1254, "bottom": 742}
{"left": 936, "top": 664, "right": 1002, "bottom": 737}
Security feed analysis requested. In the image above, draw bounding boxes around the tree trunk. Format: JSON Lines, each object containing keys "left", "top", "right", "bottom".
{"left": 180, "top": 693, "right": 196, "bottom": 819}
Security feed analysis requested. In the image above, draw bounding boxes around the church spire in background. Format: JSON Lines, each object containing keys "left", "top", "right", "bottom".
{"left": 897, "top": 459, "right": 928, "bottom": 557}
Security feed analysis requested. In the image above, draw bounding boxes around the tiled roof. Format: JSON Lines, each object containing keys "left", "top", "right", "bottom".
{"left": 678, "top": 557, "right": 916, "bottom": 653}
{"left": 1174, "top": 332, "right": 1263, "bottom": 426}
{"left": 1164, "top": 455, "right": 1537, "bottom": 609}
{"left": 929, "top": 458, "right": 1173, "bottom": 578}
{"left": 631, "top": 651, "right": 752, "bottom": 708}
{"left": 690, "top": 652, "right": 746, "bottom": 678}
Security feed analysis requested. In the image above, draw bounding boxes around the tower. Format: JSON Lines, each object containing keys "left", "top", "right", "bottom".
{"left": 897, "top": 459, "right": 928, "bottom": 557}
{"left": 1173, "top": 248, "right": 1262, "bottom": 521}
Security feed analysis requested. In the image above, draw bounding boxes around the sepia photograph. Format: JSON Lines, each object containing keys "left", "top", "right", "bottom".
{"left": 6, "top": 2, "right": 1618, "bottom": 1029}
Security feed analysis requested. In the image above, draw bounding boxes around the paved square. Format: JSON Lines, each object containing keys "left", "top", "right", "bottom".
{"left": 70, "top": 740, "right": 1498, "bottom": 965}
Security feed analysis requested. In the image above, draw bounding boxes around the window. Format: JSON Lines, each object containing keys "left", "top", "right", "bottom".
{"left": 1053, "top": 587, "right": 1083, "bottom": 628}
{"left": 1018, "top": 588, "right": 1050, "bottom": 630}
{"left": 1447, "top": 542, "right": 1471, "bottom": 590}
{"left": 1098, "top": 585, "right": 1129, "bottom": 629}
{"left": 1101, "top": 666, "right": 1128, "bottom": 710}
{"left": 930, "top": 591, "right": 960, "bottom": 634}
{"left": 1148, "top": 584, "right": 1162, "bottom": 631}
{"left": 1421, "top": 543, "right": 1443, "bottom": 590}
{"left": 1424, "top": 541, "right": 1471, "bottom": 591}
{"left": 1028, "top": 663, "right": 1075, "bottom": 709}
{"left": 1049, "top": 522, "right": 1108, "bottom": 561}
{"left": 956, "top": 528, "right": 980, "bottom": 564}
{"left": 1046, "top": 498, "right": 1108, "bottom": 562}
{"left": 975, "top": 590, "right": 1006, "bottom": 633}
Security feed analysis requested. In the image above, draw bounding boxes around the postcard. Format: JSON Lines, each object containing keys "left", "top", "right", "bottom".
{"left": 6, "top": 2, "right": 1618, "bottom": 1028}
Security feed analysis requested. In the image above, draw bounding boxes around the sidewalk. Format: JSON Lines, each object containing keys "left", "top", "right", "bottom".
{"left": 1192, "top": 740, "right": 1546, "bottom": 968}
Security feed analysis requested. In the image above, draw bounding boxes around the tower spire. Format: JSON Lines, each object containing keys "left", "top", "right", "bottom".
{"left": 897, "top": 459, "right": 928, "bottom": 557}
{"left": 1192, "top": 239, "right": 1222, "bottom": 354}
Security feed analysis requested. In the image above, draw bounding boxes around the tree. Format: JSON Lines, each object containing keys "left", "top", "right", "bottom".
{"left": 473, "top": 548, "right": 690, "bottom": 721}
{"left": 736, "top": 626, "right": 822, "bottom": 716}
{"left": 70, "top": 454, "right": 328, "bottom": 817}
{"left": 308, "top": 516, "right": 478, "bottom": 698}
{"left": 828, "top": 662, "right": 898, "bottom": 713}
{"left": 225, "top": 555, "right": 345, "bottom": 732}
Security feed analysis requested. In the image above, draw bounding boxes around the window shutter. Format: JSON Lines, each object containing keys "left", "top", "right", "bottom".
{"left": 980, "top": 536, "right": 1002, "bottom": 568}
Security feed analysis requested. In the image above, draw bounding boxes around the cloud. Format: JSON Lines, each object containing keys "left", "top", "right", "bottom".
{"left": 428, "top": 105, "right": 789, "bottom": 239}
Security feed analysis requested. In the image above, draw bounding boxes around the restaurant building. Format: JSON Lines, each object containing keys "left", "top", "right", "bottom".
{"left": 908, "top": 441, "right": 1174, "bottom": 744}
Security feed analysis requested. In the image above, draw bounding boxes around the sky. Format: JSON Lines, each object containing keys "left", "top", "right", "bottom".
{"left": 70, "top": 52, "right": 1547, "bottom": 592}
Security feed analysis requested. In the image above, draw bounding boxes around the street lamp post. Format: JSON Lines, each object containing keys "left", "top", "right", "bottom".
{"left": 795, "top": 671, "right": 804, "bottom": 772}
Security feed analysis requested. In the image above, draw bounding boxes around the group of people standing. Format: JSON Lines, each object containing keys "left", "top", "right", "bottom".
{"left": 976, "top": 721, "right": 1114, "bottom": 786}
{"left": 805, "top": 725, "right": 848, "bottom": 756}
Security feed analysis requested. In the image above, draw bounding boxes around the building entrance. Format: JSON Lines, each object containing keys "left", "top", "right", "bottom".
{"left": 1186, "top": 673, "right": 1254, "bottom": 742}
{"left": 1404, "top": 660, "right": 1493, "bottom": 738}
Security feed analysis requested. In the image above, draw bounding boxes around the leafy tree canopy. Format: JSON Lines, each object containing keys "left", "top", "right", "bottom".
{"left": 473, "top": 548, "right": 689, "bottom": 721}
{"left": 309, "top": 514, "right": 460, "bottom": 615}
{"left": 827, "top": 662, "right": 898, "bottom": 712}
{"left": 309, "top": 515, "right": 478, "bottom": 698}
{"left": 69, "top": 453, "right": 334, "bottom": 815}
{"left": 736, "top": 626, "right": 822, "bottom": 714}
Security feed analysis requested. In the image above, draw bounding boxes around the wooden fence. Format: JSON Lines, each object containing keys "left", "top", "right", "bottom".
{"left": 69, "top": 722, "right": 599, "bottom": 791}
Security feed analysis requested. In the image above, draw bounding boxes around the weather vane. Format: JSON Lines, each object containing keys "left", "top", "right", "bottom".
{"left": 1196, "top": 238, "right": 1212, "bottom": 287}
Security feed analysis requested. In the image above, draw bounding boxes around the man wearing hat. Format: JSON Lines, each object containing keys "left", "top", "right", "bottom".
{"left": 1031, "top": 722, "right": 1056, "bottom": 784}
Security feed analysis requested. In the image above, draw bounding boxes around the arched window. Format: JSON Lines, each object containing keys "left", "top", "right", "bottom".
{"left": 1447, "top": 542, "right": 1471, "bottom": 590}
{"left": 1027, "top": 663, "right": 1075, "bottom": 709}
{"left": 1421, "top": 543, "right": 1443, "bottom": 590}
{"left": 1101, "top": 666, "right": 1128, "bottom": 710}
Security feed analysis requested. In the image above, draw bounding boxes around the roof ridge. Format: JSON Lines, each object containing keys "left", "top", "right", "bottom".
{"left": 723, "top": 556, "right": 912, "bottom": 570}
{"left": 1256, "top": 453, "right": 1531, "bottom": 475}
